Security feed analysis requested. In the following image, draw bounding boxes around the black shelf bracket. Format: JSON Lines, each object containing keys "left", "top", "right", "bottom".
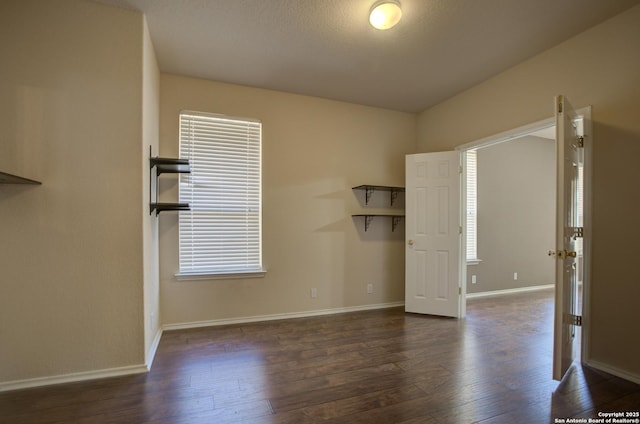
{"left": 390, "top": 189, "right": 401, "bottom": 206}
{"left": 149, "top": 146, "right": 191, "bottom": 215}
{"left": 364, "top": 215, "right": 374, "bottom": 231}
{"left": 365, "top": 186, "right": 375, "bottom": 205}
{"left": 392, "top": 216, "right": 404, "bottom": 232}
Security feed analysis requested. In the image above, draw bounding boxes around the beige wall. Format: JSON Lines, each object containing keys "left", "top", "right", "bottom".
{"left": 142, "top": 17, "right": 161, "bottom": 362}
{"left": 468, "top": 136, "right": 555, "bottom": 294}
{"left": 418, "top": 5, "right": 640, "bottom": 378}
{"left": 0, "top": 0, "right": 147, "bottom": 384}
{"left": 159, "top": 74, "right": 416, "bottom": 325}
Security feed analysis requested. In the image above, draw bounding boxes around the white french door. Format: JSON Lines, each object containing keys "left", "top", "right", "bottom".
{"left": 552, "top": 95, "right": 584, "bottom": 381}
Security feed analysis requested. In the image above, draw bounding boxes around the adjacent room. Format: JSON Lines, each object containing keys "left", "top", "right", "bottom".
{"left": 1, "top": 0, "right": 639, "bottom": 422}
{"left": 465, "top": 130, "right": 556, "bottom": 298}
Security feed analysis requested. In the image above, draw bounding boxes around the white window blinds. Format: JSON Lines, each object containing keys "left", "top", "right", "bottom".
{"left": 466, "top": 150, "right": 478, "bottom": 262}
{"left": 178, "top": 112, "right": 262, "bottom": 276}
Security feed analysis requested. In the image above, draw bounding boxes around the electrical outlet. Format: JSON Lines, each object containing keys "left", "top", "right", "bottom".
{"left": 471, "top": 275, "right": 477, "bottom": 284}
{"left": 367, "top": 283, "right": 373, "bottom": 294}
{"left": 311, "top": 288, "right": 317, "bottom": 299}
{"left": 514, "top": 272, "right": 518, "bottom": 281}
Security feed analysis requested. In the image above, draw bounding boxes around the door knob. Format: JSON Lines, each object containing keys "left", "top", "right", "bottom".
{"left": 408, "top": 240, "right": 414, "bottom": 246}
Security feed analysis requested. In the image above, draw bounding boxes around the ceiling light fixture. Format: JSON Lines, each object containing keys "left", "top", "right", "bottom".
{"left": 369, "top": 0, "right": 402, "bottom": 30}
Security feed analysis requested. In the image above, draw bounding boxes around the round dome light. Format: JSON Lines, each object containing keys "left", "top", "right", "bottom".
{"left": 369, "top": 1, "right": 402, "bottom": 30}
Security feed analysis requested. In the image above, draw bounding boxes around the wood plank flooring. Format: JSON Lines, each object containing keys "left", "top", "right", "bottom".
{"left": 1, "top": 288, "right": 638, "bottom": 423}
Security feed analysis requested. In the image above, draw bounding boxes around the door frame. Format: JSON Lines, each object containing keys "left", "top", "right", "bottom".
{"left": 455, "top": 107, "right": 592, "bottom": 365}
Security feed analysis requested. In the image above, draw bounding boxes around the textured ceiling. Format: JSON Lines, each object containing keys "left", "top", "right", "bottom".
{"left": 96, "top": 0, "right": 640, "bottom": 112}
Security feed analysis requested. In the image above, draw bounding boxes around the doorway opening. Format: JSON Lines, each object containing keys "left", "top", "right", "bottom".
{"left": 464, "top": 127, "right": 557, "bottom": 299}
{"left": 456, "top": 111, "right": 590, "bottom": 366}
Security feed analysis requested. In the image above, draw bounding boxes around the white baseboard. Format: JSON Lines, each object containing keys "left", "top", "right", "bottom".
{"left": 0, "top": 364, "right": 148, "bottom": 393}
{"left": 163, "top": 301, "right": 405, "bottom": 331}
{"left": 146, "top": 327, "right": 163, "bottom": 369}
{"left": 1, "top": 303, "right": 404, "bottom": 392}
{"left": 586, "top": 359, "right": 640, "bottom": 385}
{"left": 466, "top": 284, "right": 554, "bottom": 299}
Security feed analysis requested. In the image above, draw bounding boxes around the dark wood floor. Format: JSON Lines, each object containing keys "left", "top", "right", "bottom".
{"left": 2, "top": 288, "right": 639, "bottom": 423}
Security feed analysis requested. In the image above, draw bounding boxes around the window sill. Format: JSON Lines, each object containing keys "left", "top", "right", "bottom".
{"left": 467, "top": 259, "right": 482, "bottom": 266}
{"left": 176, "top": 269, "right": 267, "bottom": 281}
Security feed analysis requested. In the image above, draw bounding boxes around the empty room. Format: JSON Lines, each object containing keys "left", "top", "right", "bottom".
{"left": 1, "top": 0, "right": 639, "bottom": 423}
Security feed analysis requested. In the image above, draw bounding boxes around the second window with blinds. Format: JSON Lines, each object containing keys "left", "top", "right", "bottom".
{"left": 177, "top": 111, "right": 264, "bottom": 280}
{"left": 466, "top": 149, "right": 479, "bottom": 264}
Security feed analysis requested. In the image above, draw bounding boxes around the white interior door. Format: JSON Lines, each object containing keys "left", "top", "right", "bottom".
{"left": 553, "top": 95, "right": 583, "bottom": 381}
{"left": 405, "top": 152, "right": 462, "bottom": 318}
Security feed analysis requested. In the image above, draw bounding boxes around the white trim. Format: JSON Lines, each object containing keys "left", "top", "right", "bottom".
{"left": 176, "top": 269, "right": 266, "bottom": 281}
{"left": 145, "top": 327, "right": 163, "bottom": 369}
{"left": 456, "top": 117, "right": 556, "bottom": 152}
{"left": 163, "top": 301, "right": 405, "bottom": 331}
{"left": 466, "top": 284, "right": 554, "bottom": 299}
{"left": 587, "top": 360, "right": 640, "bottom": 385}
{"left": 0, "top": 364, "right": 148, "bottom": 393}
{"left": 578, "top": 105, "right": 592, "bottom": 366}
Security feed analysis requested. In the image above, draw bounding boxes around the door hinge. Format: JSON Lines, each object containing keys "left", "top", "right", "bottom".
{"left": 571, "top": 227, "right": 584, "bottom": 239}
{"left": 459, "top": 166, "right": 463, "bottom": 175}
{"left": 558, "top": 100, "right": 563, "bottom": 113}
{"left": 576, "top": 136, "right": 584, "bottom": 148}
{"left": 459, "top": 226, "right": 463, "bottom": 235}
{"left": 565, "top": 314, "right": 582, "bottom": 326}
{"left": 459, "top": 287, "right": 462, "bottom": 295}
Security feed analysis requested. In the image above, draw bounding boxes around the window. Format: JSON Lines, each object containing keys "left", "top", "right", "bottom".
{"left": 466, "top": 149, "right": 478, "bottom": 263}
{"left": 177, "top": 111, "right": 263, "bottom": 278}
